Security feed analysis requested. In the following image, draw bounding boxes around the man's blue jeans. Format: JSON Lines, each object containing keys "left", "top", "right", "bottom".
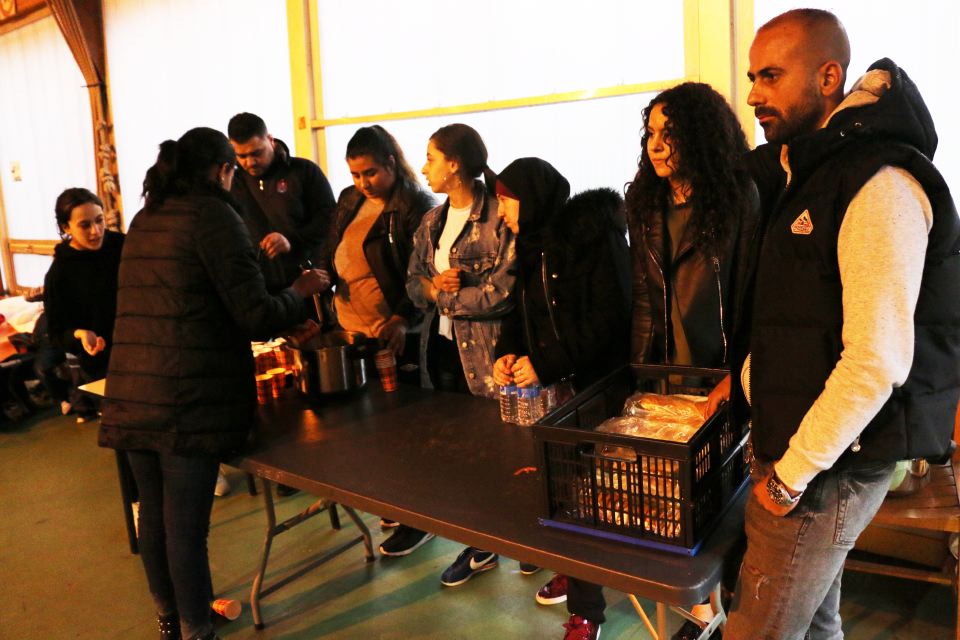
{"left": 127, "top": 450, "right": 219, "bottom": 640}
{"left": 725, "top": 458, "right": 895, "bottom": 640}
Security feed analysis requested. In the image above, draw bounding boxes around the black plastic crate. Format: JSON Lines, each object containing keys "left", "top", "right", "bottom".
{"left": 533, "top": 364, "right": 749, "bottom": 555}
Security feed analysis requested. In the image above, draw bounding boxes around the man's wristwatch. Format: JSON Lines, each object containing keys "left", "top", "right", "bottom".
{"left": 766, "top": 471, "right": 803, "bottom": 507}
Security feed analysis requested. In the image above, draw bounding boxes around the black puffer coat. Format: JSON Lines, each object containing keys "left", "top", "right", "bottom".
{"left": 99, "top": 190, "right": 306, "bottom": 456}
{"left": 327, "top": 179, "right": 434, "bottom": 325}
{"left": 629, "top": 176, "right": 759, "bottom": 367}
{"left": 496, "top": 177, "right": 631, "bottom": 390}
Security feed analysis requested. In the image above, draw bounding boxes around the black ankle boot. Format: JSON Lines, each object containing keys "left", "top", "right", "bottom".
{"left": 158, "top": 613, "right": 181, "bottom": 640}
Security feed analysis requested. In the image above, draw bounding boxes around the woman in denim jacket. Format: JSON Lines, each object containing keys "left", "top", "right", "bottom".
{"left": 407, "top": 123, "right": 516, "bottom": 399}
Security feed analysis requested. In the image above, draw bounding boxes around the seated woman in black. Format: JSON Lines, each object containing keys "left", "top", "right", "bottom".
{"left": 43, "top": 187, "right": 123, "bottom": 421}
{"left": 491, "top": 157, "right": 630, "bottom": 640}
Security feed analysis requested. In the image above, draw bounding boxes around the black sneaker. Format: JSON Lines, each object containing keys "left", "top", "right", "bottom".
{"left": 440, "top": 547, "right": 498, "bottom": 586}
{"left": 519, "top": 562, "right": 541, "bottom": 575}
{"left": 378, "top": 526, "right": 435, "bottom": 557}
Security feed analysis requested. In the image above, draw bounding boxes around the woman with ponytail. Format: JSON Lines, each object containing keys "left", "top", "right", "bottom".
{"left": 406, "top": 123, "right": 517, "bottom": 586}
{"left": 407, "top": 123, "right": 516, "bottom": 400}
{"left": 99, "top": 127, "right": 328, "bottom": 640}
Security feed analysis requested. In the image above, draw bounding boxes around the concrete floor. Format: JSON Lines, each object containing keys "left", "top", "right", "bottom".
{"left": 1, "top": 409, "right": 955, "bottom": 639}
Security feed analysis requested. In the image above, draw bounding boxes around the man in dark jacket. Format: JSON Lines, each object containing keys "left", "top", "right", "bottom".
{"left": 726, "top": 9, "right": 960, "bottom": 639}
{"left": 228, "top": 112, "right": 336, "bottom": 294}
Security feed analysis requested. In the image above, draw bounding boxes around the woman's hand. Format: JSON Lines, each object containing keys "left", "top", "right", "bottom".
{"left": 379, "top": 315, "right": 407, "bottom": 356}
{"left": 431, "top": 268, "right": 461, "bottom": 294}
{"left": 260, "top": 232, "right": 291, "bottom": 259}
{"left": 74, "top": 329, "right": 106, "bottom": 356}
{"left": 511, "top": 356, "right": 540, "bottom": 388}
{"left": 493, "top": 354, "right": 517, "bottom": 386}
{"left": 703, "top": 374, "right": 731, "bottom": 419}
{"left": 292, "top": 269, "right": 331, "bottom": 297}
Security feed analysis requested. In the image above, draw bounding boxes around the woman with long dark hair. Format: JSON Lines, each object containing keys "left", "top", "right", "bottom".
{"left": 42, "top": 187, "right": 123, "bottom": 421}
{"left": 99, "top": 127, "right": 327, "bottom": 640}
{"left": 325, "top": 125, "right": 436, "bottom": 556}
{"left": 533, "top": 83, "right": 759, "bottom": 640}
{"left": 326, "top": 125, "right": 434, "bottom": 356}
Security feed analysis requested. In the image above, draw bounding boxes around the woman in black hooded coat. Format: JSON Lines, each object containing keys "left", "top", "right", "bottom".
{"left": 492, "top": 157, "right": 629, "bottom": 392}
{"left": 492, "top": 157, "right": 630, "bottom": 640}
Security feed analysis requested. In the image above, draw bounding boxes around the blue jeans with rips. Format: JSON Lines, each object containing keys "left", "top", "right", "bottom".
{"left": 127, "top": 450, "right": 219, "bottom": 640}
{"left": 724, "top": 458, "right": 895, "bottom": 640}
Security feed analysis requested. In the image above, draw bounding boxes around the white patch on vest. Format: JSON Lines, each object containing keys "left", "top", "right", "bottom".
{"left": 791, "top": 209, "right": 814, "bottom": 235}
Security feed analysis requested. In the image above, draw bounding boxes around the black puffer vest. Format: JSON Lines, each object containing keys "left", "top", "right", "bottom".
{"left": 749, "top": 63, "right": 960, "bottom": 463}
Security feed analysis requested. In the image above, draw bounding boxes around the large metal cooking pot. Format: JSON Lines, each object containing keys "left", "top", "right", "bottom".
{"left": 290, "top": 330, "right": 370, "bottom": 395}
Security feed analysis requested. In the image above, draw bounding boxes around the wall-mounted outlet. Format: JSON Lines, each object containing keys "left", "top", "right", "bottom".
{"left": 10, "top": 161, "right": 21, "bottom": 182}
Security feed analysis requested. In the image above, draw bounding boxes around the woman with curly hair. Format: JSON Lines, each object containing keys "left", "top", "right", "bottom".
{"left": 627, "top": 81, "right": 758, "bottom": 384}
{"left": 533, "top": 82, "right": 759, "bottom": 640}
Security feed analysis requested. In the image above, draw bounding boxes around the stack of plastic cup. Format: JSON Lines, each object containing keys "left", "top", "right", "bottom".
{"left": 255, "top": 373, "right": 272, "bottom": 404}
{"left": 374, "top": 349, "right": 398, "bottom": 392}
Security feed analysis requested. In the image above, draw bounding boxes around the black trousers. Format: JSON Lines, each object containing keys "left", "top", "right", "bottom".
{"left": 127, "top": 450, "right": 219, "bottom": 640}
{"left": 568, "top": 577, "right": 606, "bottom": 624}
{"left": 425, "top": 317, "right": 470, "bottom": 394}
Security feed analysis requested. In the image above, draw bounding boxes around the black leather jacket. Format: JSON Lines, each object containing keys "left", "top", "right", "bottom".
{"left": 327, "top": 179, "right": 434, "bottom": 324}
{"left": 629, "top": 179, "right": 759, "bottom": 367}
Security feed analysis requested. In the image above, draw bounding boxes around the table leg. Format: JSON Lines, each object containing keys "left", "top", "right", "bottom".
{"left": 114, "top": 450, "right": 139, "bottom": 555}
{"left": 338, "top": 504, "right": 375, "bottom": 561}
{"left": 328, "top": 502, "right": 341, "bottom": 530}
{"left": 710, "top": 581, "right": 727, "bottom": 632}
{"left": 657, "top": 603, "right": 668, "bottom": 639}
{"left": 628, "top": 594, "right": 659, "bottom": 639}
{"left": 250, "top": 478, "right": 277, "bottom": 630}
{"left": 247, "top": 477, "right": 375, "bottom": 629}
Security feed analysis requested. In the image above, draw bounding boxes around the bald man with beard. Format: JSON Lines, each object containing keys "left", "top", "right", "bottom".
{"left": 724, "top": 9, "right": 960, "bottom": 639}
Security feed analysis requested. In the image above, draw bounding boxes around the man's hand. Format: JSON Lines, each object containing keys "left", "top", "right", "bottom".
{"left": 753, "top": 470, "right": 802, "bottom": 517}
{"left": 74, "top": 329, "right": 106, "bottom": 356}
{"left": 292, "top": 269, "right": 331, "bottom": 297}
{"left": 379, "top": 315, "right": 407, "bottom": 356}
{"left": 432, "top": 268, "right": 461, "bottom": 294}
{"left": 493, "top": 354, "right": 517, "bottom": 386}
{"left": 703, "top": 374, "right": 731, "bottom": 419}
{"left": 260, "top": 232, "right": 291, "bottom": 259}
{"left": 511, "top": 356, "right": 541, "bottom": 388}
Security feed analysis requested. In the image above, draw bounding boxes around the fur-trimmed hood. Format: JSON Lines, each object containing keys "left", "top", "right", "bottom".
{"left": 546, "top": 187, "right": 625, "bottom": 255}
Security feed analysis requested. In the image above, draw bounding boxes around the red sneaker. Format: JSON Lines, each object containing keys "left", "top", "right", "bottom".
{"left": 563, "top": 614, "right": 601, "bottom": 640}
{"left": 536, "top": 573, "right": 569, "bottom": 605}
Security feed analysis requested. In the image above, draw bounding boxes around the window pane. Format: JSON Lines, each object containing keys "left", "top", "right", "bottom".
{"left": 12, "top": 254, "right": 53, "bottom": 289}
{"left": 751, "top": 1, "right": 959, "bottom": 190}
{"left": 104, "top": 0, "right": 296, "bottom": 220}
{"left": 324, "top": 92, "right": 657, "bottom": 198}
{"left": 0, "top": 17, "right": 95, "bottom": 241}
{"left": 317, "top": 0, "right": 683, "bottom": 118}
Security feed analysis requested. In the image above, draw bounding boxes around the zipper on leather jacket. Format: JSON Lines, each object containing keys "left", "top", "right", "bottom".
{"left": 387, "top": 210, "right": 404, "bottom": 275}
{"left": 541, "top": 252, "right": 563, "bottom": 344}
{"left": 646, "top": 239, "right": 670, "bottom": 360}
{"left": 712, "top": 256, "right": 728, "bottom": 364}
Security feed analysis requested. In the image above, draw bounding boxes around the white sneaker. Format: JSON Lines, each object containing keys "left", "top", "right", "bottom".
{"left": 214, "top": 470, "right": 231, "bottom": 497}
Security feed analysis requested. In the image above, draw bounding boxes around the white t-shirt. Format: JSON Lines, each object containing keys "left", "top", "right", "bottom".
{"left": 434, "top": 202, "right": 473, "bottom": 339}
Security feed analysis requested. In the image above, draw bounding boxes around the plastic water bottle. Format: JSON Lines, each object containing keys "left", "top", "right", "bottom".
{"left": 517, "top": 386, "right": 543, "bottom": 426}
{"left": 499, "top": 384, "right": 518, "bottom": 423}
{"left": 541, "top": 384, "right": 558, "bottom": 414}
